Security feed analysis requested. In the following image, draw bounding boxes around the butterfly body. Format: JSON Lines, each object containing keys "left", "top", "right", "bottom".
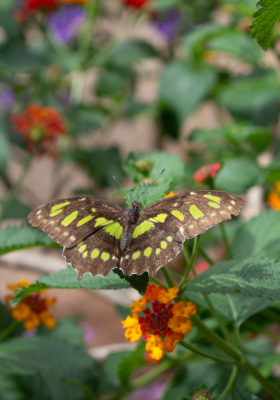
{"left": 28, "top": 190, "right": 245, "bottom": 280}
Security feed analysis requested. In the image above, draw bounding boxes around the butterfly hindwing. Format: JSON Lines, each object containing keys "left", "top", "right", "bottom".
{"left": 28, "top": 197, "right": 125, "bottom": 248}
{"left": 63, "top": 227, "right": 119, "bottom": 280}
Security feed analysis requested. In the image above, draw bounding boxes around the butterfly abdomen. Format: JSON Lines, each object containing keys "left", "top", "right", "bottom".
{"left": 123, "top": 225, "right": 136, "bottom": 251}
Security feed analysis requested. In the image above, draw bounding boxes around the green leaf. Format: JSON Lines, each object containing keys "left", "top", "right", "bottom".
{"left": 12, "top": 267, "right": 130, "bottom": 306}
{"left": 113, "top": 268, "right": 149, "bottom": 295}
{"left": 72, "top": 146, "right": 124, "bottom": 187}
{"left": 0, "top": 119, "right": 9, "bottom": 175}
{"left": 230, "top": 386, "right": 261, "bottom": 400}
{"left": 188, "top": 124, "right": 271, "bottom": 153}
{"left": 251, "top": 0, "right": 280, "bottom": 50}
{"left": 68, "top": 106, "right": 108, "bottom": 133}
{"left": 232, "top": 210, "right": 280, "bottom": 260}
{"left": 0, "top": 373, "right": 23, "bottom": 400}
{"left": 187, "top": 257, "right": 280, "bottom": 301}
{"left": 124, "top": 179, "right": 173, "bottom": 208}
{"left": 98, "top": 351, "right": 131, "bottom": 395}
{"left": 185, "top": 292, "right": 271, "bottom": 326}
{"left": 159, "top": 62, "right": 217, "bottom": 126}
{"left": 0, "top": 44, "right": 45, "bottom": 71}
{"left": 1, "top": 199, "right": 32, "bottom": 220}
{"left": 108, "top": 40, "right": 159, "bottom": 68}
{"left": 0, "top": 226, "right": 55, "bottom": 255}
{"left": 123, "top": 151, "right": 186, "bottom": 185}
{"left": 0, "top": 336, "right": 98, "bottom": 383}
{"left": 214, "top": 157, "right": 260, "bottom": 193}
{"left": 96, "top": 71, "right": 127, "bottom": 98}
{"left": 43, "top": 318, "right": 84, "bottom": 347}
{"left": 115, "top": 304, "right": 131, "bottom": 319}
{"left": 208, "top": 30, "right": 262, "bottom": 64}
{"left": 217, "top": 72, "right": 280, "bottom": 125}
{"left": 118, "top": 343, "right": 145, "bottom": 388}
{"left": 182, "top": 23, "right": 224, "bottom": 57}
{"left": 149, "top": 0, "right": 180, "bottom": 10}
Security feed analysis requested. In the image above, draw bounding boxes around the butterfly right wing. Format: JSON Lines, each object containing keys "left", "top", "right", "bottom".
{"left": 28, "top": 197, "right": 125, "bottom": 248}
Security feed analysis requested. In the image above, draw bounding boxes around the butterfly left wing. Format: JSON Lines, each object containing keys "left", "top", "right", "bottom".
{"left": 120, "top": 190, "right": 245, "bottom": 277}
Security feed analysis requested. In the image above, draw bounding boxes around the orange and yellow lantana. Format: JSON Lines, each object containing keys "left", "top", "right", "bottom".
{"left": 267, "top": 181, "right": 280, "bottom": 211}
{"left": 121, "top": 284, "right": 196, "bottom": 360}
{"left": 6, "top": 279, "right": 57, "bottom": 330}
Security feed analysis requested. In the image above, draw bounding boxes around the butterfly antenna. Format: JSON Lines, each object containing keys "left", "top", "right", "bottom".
{"left": 137, "top": 169, "right": 165, "bottom": 201}
{"left": 112, "top": 174, "right": 124, "bottom": 188}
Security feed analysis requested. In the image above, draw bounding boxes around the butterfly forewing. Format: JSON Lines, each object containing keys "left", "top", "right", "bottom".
{"left": 28, "top": 197, "right": 125, "bottom": 248}
{"left": 118, "top": 190, "right": 245, "bottom": 277}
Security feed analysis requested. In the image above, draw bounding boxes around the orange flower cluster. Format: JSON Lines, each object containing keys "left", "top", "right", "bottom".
{"left": 11, "top": 104, "right": 66, "bottom": 157}
{"left": 267, "top": 181, "right": 280, "bottom": 211}
{"left": 194, "top": 163, "right": 221, "bottom": 183}
{"left": 122, "top": 284, "right": 196, "bottom": 360}
{"left": 163, "top": 191, "right": 176, "bottom": 198}
{"left": 6, "top": 279, "right": 56, "bottom": 330}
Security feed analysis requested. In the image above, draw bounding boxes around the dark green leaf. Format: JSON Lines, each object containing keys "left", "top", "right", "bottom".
{"left": 118, "top": 343, "right": 145, "bottom": 388}
{"left": 1, "top": 199, "right": 32, "bottom": 220}
{"left": 251, "top": 0, "right": 280, "bottom": 50}
{"left": 108, "top": 40, "right": 159, "bottom": 68}
{"left": 230, "top": 385, "right": 261, "bottom": 399}
{"left": 0, "top": 119, "right": 9, "bottom": 175}
{"left": 185, "top": 291, "right": 271, "bottom": 326}
{"left": 122, "top": 151, "right": 186, "bottom": 185}
{"left": 232, "top": 210, "right": 280, "bottom": 260}
{"left": 12, "top": 267, "right": 130, "bottom": 306}
{"left": 217, "top": 72, "right": 280, "bottom": 125}
{"left": 98, "top": 351, "right": 131, "bottom": 395}
{"left": 214, "top": 157, "right": 260, "bottom": 193}
{"left": 115, "top": 304, "right": 131, "bottom": 319}
{"left": 124, "top": 179, "right": 173, "bottom": 208}
{"left": 113, "top": 268, "right": 149, "bottom": 295}
{"left": 68, "top": 106, "right": 108, "bottom": 133}
{"left": 96, "top": 71, "right": 127, "bottom": 98}
{"left": 0, "top": 44, "right": 45, "bottom": 71}
{"left": 43, "top": 318, "right": 84, "bottom": 347}
{"left": 187, "top": 257, "right": 280, "bottom": 301}
{"left": 182, "top": 23, "right": 224, "bottom": 57}
{"left": 159, "top": 61, "right": 217, "bottom": 125}
{"left": 0, "top": 226, "right": 55, "bottom": 255}
{"left": 0, "top": 373, "right": 23, "bottom": 400}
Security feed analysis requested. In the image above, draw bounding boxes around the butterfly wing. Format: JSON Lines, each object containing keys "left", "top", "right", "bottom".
{"left": 28, "top": 197, "right": 125, "bottom": 248}
{"left": 120, "top": 190, "right": 245, "bottom": 277}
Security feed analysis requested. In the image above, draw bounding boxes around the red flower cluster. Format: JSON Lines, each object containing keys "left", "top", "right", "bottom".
{"left": 194, "top": 163, "right": 221, "bottom": 183}
{"left": 23, "top": 0, "right": 57, "bottom": 12}
{"left": 11, "top": 104, "right": 66, "bottom": 157}
{"left": 123, "top": 0, "right": 151, "bottom": 9}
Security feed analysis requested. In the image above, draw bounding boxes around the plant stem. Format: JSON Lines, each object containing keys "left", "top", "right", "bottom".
{"left": 0, "top": 153, "right": 33, "bottom": 220}
{"left": 132, "top": 359, "right": 173, "bottom": 388}
{"left": 241, "top": 359, "right": 280, "bottom": 400}
{"left": 0, "top": 321, "right": 19, "bottom": 341}
{"left": 161, "top": 266, "right": 175, "bottom": 288}
{"left": 191, "top": 315, "right": 241, "bottom": 361}
{"left": 219, "top": 222, "right": 232, "bottom": 259}
{"left": 183, "top": 241, "right": 191, "bottom": 264}
{"left": 198, "top": 247, "right": 214, "bottom": 265}
{"left": 179, "top": 341, "right": 236, "bottom": 365}
{"left": 216, "top": 365, "right": 239, "bottom": 400}
{"left": 202, "top": 294, "right": 237, "bottom": 348}
{"left": 150, "top": 277, "right": 168, "bottom": 290}
{"left": 179, "top": 236, "right": 200, "bottom": 289}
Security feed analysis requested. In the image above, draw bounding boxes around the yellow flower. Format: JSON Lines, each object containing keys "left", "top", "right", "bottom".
{"left": 145, "top": 335, "right": 165, "bottom": 360}
{"left": 40, "top": 310, "right": 56, "bottom": 329}
{"left": 158, "top": 285, "right": 179, "bottom": 303}
{"left": 11, "top": 303, "right": 31, "bottom": 321}
{"left": 23, "top": 312, "right": 40, "bottom": 330}
{"left": 122, "top": 284, "right": 196, "bottom": 360}
{"left": 121, "top": 316, "right": 142, "bottom": 342}
{"left": 171, "top": 301, "right": 197, "bottom": 318}
{"left": 130, "top": 297, "right": 148, "bottom": 318}
{"left": 163, "top": 192, "right": 176, "bottom": 198}
{"left": 168, "top": 316, "right": 192, "bottom": 335}
{"left": 6, "top": 279, "right": 57, "bottom": 331}
{"left": 164, "top": 331, "right": 184, "bottom": 352}
{"left": 267, "top": 181, "right": 280, "bottom": 210}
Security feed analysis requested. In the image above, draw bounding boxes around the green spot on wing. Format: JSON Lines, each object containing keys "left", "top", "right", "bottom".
{"left": 51, "top": 201, "right": 70, "bottom": 212}
{"left": 61, "top": 211, "right": 78, "bottom": 226}
{"left": 104, "top": 222, "right": 123, "bottom": 239}
{"left": 50, "top": 210, "right": 63, "bottom": 217}
{"left": 189, "top": 205, "right": 204, "bottom": 219}
{"left": 171, "top": 210, "right": 184, "bottom": 221}
{"left": 204, "top": 194, "right": 221, "bottom": 204}
{"left": 77, "top": 215, "right": 94, "bottom": 226}
{"left": 208, "top": 201, "right": 220, "bottom": 209}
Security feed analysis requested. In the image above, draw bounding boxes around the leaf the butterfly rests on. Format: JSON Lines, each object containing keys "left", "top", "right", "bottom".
{"left": 28, "top": 191, "right": 245, "bottom": 280}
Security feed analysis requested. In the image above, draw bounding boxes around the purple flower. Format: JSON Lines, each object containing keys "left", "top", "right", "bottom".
{"left": 47, "top": 5, "right": 86, "bottom": 44}
{"left": 79, "top": 321, "right": 96, "bottom": 345}
{"left": 129, "top": 383, "right": 166, "bottom": 400}
{"left": 152, "top": 9, "right": 181, "bottom": 41}
{"left": 0, "top": 87, "right": 14, "bottom": 112}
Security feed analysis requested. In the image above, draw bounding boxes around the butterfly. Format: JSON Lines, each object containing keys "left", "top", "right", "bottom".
{"left": 28, "top": 191, "right": 245, "bottom": 280}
